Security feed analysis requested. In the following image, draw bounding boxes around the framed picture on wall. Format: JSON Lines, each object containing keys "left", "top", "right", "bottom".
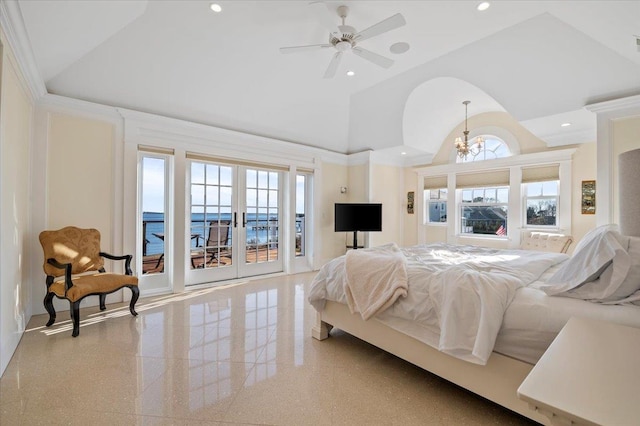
{"left": 581, "top": 180, "right": 596, "bottom": 214}
{"left": 407, "top": 191, "right": 414, "bottom": 214}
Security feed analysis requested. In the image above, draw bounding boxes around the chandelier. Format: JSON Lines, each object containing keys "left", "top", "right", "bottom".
{"left": 455, "top": 100, "right": 484, "bottom": 159}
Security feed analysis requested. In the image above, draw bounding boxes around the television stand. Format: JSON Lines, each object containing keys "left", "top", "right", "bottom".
{"left": 349, "top": 231, "right": 362, "bottom": 250}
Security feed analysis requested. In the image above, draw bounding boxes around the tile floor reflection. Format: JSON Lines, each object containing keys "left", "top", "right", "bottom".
{"left": 0, "top": 272, "right": 535, "bottom": 425}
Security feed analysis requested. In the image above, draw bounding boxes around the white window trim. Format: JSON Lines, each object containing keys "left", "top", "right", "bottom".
{"left": 523, "top": 181, "right": 560, "bottom": 230}
{"left": 415, "top": 148, "right": 575, "bottom": 248}
{"left": 425, "top": 188, "right": 448, "bottom": 225}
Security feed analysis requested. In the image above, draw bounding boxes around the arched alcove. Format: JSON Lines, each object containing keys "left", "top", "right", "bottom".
{"left": 402, "top": 77, "right": 506, "bottom": 159}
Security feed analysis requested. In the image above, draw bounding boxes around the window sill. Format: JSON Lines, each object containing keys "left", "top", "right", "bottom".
{"left": 456, "top": 234, "right": 510, "bottom": 241}
{"left": 426, "top": 222, "right": 448, "bottom": 227}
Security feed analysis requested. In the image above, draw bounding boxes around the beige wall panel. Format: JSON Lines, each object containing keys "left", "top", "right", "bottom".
{"left": 571, "top": 142, "right": 597, "bottom": 253}
{"left": 0, "top": 51, "right": 33, "bottom": 375}
{"left": 347, "top": 164, "right": 367, "bottom": 202}
{"left": 47, "top": 113, "right": 114, "bottom": 251}
{"left": 612, "top": 116, "right": 640, "bottom": 227}
{"left": 319, "top": 162, "right": 348, "bottom": 263}
{"left": 424, "top": 225, "right": 447, "bottom": 244}
{"left": 370, "top": 164, "right": 402, "bottom": 247}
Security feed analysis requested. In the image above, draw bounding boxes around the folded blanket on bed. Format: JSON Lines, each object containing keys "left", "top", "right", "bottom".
{"left": 344, "top": 243, "right": 408, "bottom": 320}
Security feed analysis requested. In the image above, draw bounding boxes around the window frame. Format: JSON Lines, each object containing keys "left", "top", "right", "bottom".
{"left": 523, "top": 180, "right": 559, "bottom": 229}
{"left": 456, "top": 135, "right": 511, "bottom": 164}
{"left": 425, "top": 188, "right": 448, "bottom": 225}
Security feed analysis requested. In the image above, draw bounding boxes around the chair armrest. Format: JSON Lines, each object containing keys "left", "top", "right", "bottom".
{"left": 46, "top": 258, "right": 73, "bottom": 291}
{"left": 99, "top": 252, "right": 134, "bottom": 275}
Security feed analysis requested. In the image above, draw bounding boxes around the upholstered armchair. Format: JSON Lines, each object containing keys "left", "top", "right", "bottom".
{"left": 39, "top": 226, "right": 140, "bottom": 337}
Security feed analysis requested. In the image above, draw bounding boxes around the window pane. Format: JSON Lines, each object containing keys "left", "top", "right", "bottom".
{"left": 191, "top": 185, "right": 204, "bottom": 205}
{"left": 460, "top": 206, "right": 508, "bottom": 235}
{"left": 269, "top": 172, "right": 278, "bottom": 188}
{"left": 526, "top": 198, "right": 557, "bottom": 226}
{"left": 428, "top": 201, "right": 447, "bottom": 223}
{"left": 220, "top": 166, "right": 232, "bottom": 186}
{"left": 542, "top": 181, "right": 558, "bottom": 196}
{"left": 142, "top": 156, "right": 167, "bottom": 275}
{"left": 472, "top": 189, "right": 484, "bottom": 202}
{"left": 191, "top": 162, "right": 204, "bottom": 184}
{"left": 220, "top": 186, "right": 232, "bottom": 206}
{"left": 462, "top": 189, "right": 473, "bottom": 203}
{"left": 527, "top": 182, "right": 543, "bottom": 197}
{"left": 497, "top": 188, "right": 509, "bottom": 203}
{"left": 258, "top": 171, "right": 269, "bottom": 189}
{"left": 205, "top": 164, "right": 219, "bottom": 185}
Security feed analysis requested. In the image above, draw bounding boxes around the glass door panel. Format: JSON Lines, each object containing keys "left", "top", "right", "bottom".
{"left": 240, "top": 168, "right": 282, "bottom": 277}
{"left": 186, "top": 161, "right": 237, "bottom": 285}
{"left": 141, "top": 156, "right": 167, "bottom": 275}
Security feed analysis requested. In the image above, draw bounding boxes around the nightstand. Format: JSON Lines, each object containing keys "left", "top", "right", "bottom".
{"left": 517, "top": 317, "right": 640, "bottom": 425}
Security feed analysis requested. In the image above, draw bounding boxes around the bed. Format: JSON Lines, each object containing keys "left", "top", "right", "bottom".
{"left": 308, "top": 227, "right": 640, "bottom": 424}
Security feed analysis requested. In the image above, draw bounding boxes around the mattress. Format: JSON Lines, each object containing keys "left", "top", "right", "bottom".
{"left": 495, "top": 264, "right": 640, "bottom": 363}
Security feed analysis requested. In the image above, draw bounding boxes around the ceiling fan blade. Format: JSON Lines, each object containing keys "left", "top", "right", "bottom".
{"left": 352, "top": 47, "right": 394, "bottom": 68}
{"left": 280, "top": 44, "right": 333, "bottom": 54}
{"left": 309, "top": 1, "right": 341, "bottom": 36}
{"left": 354, "top": 13, "right": 406, "bottom": 42}
{"left": 323, "top": 51, "right": 343, "bottom": 79}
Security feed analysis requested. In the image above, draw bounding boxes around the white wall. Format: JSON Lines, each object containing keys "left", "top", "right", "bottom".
{"left": 0, "top": 37, "right": 33, "bottom": 376}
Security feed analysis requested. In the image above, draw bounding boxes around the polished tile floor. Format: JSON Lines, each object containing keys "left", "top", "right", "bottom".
{"left": 0, "top": 273, "right": 535, "bottom": 425}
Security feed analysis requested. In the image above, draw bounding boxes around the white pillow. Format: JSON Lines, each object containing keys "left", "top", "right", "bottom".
{"left": 539, "top": 226, "right": 631, "bottom": 300}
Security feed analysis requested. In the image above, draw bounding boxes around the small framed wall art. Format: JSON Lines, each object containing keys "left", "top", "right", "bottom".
{"left": 581, "top": 180, "right": 596, "bottom": 214}
{"left": 407, "top": 191, "right": 414, "bottom": 214}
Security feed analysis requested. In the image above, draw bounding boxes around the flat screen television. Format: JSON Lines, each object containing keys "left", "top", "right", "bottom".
{"left": 335, "top": 203, "right": 382, "bottom": 249}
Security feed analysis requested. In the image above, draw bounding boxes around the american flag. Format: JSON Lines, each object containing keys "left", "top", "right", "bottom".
{"left": 495, "top": 225, "right": 506, "bottom": 236}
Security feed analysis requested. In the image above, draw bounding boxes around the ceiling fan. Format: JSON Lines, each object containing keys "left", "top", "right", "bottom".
{"left": 279, "top": 3, "right": 406, "bottom": 79}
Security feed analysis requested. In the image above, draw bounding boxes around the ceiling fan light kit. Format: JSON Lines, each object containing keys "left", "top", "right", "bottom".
{"left": 280, "top": 4, "right": 406, "bottom": 78}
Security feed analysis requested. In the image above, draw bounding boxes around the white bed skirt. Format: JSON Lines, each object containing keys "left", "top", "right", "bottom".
{"left": 313, "top": 301, "right": 550, "bottom": 425}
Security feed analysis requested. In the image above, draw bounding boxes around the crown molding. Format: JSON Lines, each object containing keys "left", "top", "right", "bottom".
{"left": 543, "top": 128, "right": 595, "bottom": 147}
{"left": 0, "top": 0, "right": 46, "bottom": 100}
{"left": 586, "top": 94, "right": 640, "bottom": 116}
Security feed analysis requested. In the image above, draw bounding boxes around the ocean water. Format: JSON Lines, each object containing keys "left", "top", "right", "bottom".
{"left": 143, "top": 212, "right": 277, "bottom": 256}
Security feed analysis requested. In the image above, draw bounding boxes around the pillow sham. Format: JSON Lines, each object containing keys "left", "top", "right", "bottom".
{"left": 539, "top": 225, "right": 631, "bottom": 301}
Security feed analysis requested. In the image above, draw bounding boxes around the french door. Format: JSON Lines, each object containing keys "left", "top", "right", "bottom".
{"left": 185, "top": 160, "right": 283, "bottom": 286}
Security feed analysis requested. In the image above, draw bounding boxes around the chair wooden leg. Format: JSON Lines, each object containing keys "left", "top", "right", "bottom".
{"left": 129, "top": 286, "right": 140, "bottom": 317}
{"left": 99, "top": 294, "right": 107, "bottom": 311}
{"left": 44, "top": 292, "right": 56, "bottom": 327}
{"left": 70, "top": 301, "right": 81, "bottom": 337}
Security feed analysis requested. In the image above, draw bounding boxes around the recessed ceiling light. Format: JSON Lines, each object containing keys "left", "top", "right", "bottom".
{"left": 400, "top": 152, "right": 407, "bottom": 155}
{"left": 346, "top": 70, "right": 355, "bottom": 77}
{"left": 210, "top": 3, "right": 222, "bottom": 12}
{"left": 477, "top": 2, "right": 490, "bottom": 11}
{"left": 561, "top": 122, "right": 572, "bottom": 127}
{"left": 390, "top": 42, "right": 410, "bottom": 54}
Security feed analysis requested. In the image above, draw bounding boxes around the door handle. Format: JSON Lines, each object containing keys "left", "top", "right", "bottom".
{"left": 242, "top": 212, "right": 247, "bottom": 228}
{"left": 233, "top": 212, "right": 237, "bottom": 228}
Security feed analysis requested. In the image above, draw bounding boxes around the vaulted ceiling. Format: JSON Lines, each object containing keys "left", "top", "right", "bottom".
{"left": 12, "top": 0, "right": 640, "bottom": 158}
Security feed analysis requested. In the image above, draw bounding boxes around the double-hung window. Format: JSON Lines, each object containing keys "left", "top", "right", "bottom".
{"left": 426, "top": 188, "right": 447, "bottom": 223}
{"left": 524, "top": 181, "right": 558, "bottom": 227}
{"left": 522, "top": 165, "right": 561, "bottom": 229}
{"left": 460, "top": 186, "right": 509, "bottom": 236}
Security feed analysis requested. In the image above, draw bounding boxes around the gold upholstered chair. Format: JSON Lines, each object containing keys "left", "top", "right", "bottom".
{"left": 39, "top": 226, "right": 140, "bottom": 337}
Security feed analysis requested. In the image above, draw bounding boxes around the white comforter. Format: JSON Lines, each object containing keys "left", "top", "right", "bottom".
{"left": 308, "top": 243, "right": 568, "bottom": 365}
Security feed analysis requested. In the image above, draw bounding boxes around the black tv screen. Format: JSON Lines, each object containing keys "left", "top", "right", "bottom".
{"left": 334, "top": 203, "right": 382, "bottom": 232}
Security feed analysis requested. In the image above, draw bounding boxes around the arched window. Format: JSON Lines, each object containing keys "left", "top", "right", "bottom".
{"left": 456, "top": 136, "right": 510, "bottom": 163}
